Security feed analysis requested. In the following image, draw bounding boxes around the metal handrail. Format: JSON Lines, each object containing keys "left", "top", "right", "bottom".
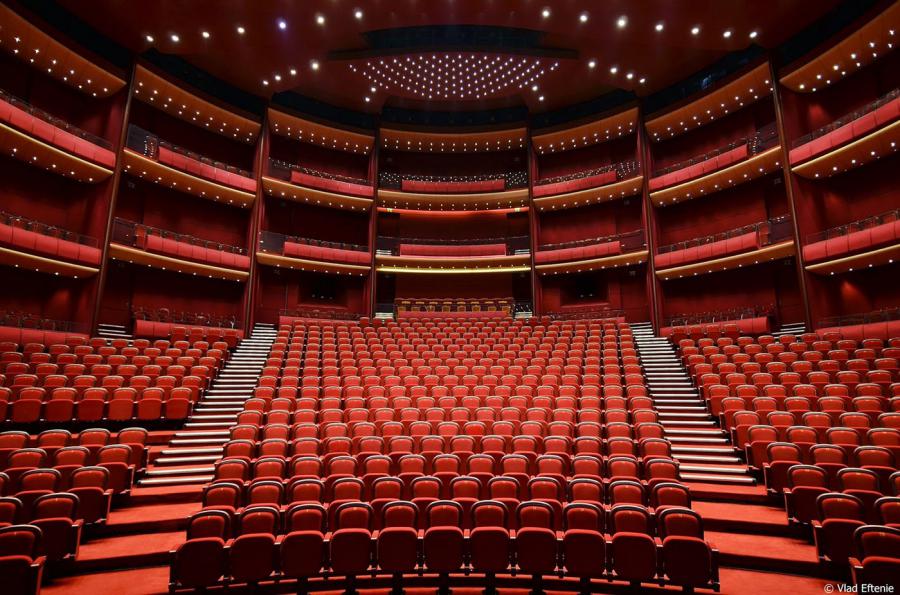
{"left": 657, "top": 215, "right": 793, "bottom": 254}
{"left": 0, "top": 87, "right": 113, "bottom": 149}
{"left": 112, "top": 218, "right": 246, "bottom": 255}
{"left": 793, "top": 88, "right": 899, "bottom": 148}
{"left": 268, "top": 158, "right": 371, "bottom": 186}
{"left": 537, "top": 229, "right": 646, "bottom": 252}
{"left": 127, "top": 125, "right": 253, "bottom": 178}
{"left": 806, "top": 208, "right": 899, "bottom": 244}
{"left": 0, "top": 210, "right": 98, "bottom": 247}
{"left": 664, "top": 306, "right": 775, "bottom": 327}
{"left": 535, "top": 159, "right": 640, "bottom": 186}
{"left": 0, "top": 312, "right": 89, "bottom": 334}
{"left": 652, "top": 123, "right": 778, "bottom": 177}
{"left": 132, "top": 306, "right": 240, "bottom": 328}
{"left": 818, "top": 307, "right": 900, "bottom": 328}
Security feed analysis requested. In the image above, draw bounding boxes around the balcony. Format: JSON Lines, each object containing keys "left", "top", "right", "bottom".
{"left": 649, "top": 125, "right": 779, "bottom": 202}
{"left": 533, "top": 159, "right": 642, "bottom": 203}
{"left": 816, "top": 308, "right": 900, "bottom": 341}
{"left": 257, "top": 231, "right": 371, "bottom": 275}
{"left": 535, "top": 230, "right": 648, "bottom": 275}
{"left": 0, "top": 210, "right": 100, "bottom": 277}
{"left": 109, "top": 218, "right": 249, "bottom": 281}
{"left": 123, "top": 125, "right": 257, "bottom": 206}
{"left": 803, "top": 208, "right": 900, "bottom": 275}
{"left": 379, "top": 171, "right": 527, "bottom": 193}
{"left": 0, "top": 312, "right": 90, "bottom": 345}
{"left": 0, "top": 88, "right": 115, "bottom": 182}
{"left": 263, "top": 160, "right": 373, "bottom": 211}
{"left": 655, "top": 216, "right": 795, "bottom": 279}
{"left": 375, "top": 235, "right": 530, "bottom": 273}
{"left": 661, "top": 306, "right": 775, "bottom": 338}
{"left": 790, "top": 89, "right": 900, "bottom": 179}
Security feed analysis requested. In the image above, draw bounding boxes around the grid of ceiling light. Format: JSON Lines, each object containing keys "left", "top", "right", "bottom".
{"left": 351, "top": 54, "right": 558, "bottom": 101}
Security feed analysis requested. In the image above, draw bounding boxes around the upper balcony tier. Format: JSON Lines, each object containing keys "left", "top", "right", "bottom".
{"left": 654, "top": 216, "right": 794, "bottom": 280}
{"left": 378, "top": 171, "right": 527, "bottom": 195}
{"left": 0, "top": 210, "right": 101, "bottom": 277}
{"left": 257, "top": 231, "right": 371, "bottom": 276}
{"left": 0, "top": 4, "right": 126, "bottom": 99}
{"left": 534, "top": 230, "right": 647, "bottom": 275}
{"left": 789, "top": 88, "right": 900, "bottom": 179}
{"left": 532, "top": 108, "right": 638, "bottom": 155}
{"left": 816, "top": 308, "right": 900, "bottom": 342}
{"left": 803, "top": 208, "right": 900, "bottom": 275}
{"left": 646, "top": 63, "right": 772, "bottom": 141}
{"left": 134, "top": 65, "right": 260, "bottom": 142}
{"left": 380, "top": 127, "right": 526, "bottom": 154}
{"left": 124, "top": 125, "right": 257, "bottom": 206}
{"left": 377, "top": 187, "right": 530, "bottom": 211}
{"left": 649, "top": 124, "right": 779, "bottom": 200}
{"left": 269, "top": 159, "right": 373, "bottom": 199}
{"left": 0, "top": 88, "right": 115, "bottom": 182}
{"left": 533, "top": 160, "right": 641, "bottom": 202}
{"left": 268, "top": 108, "right": 374, "bottom": 155}
{"left": 780, "top": 2, "right": 899, "bottom": 93}
{"left": 375, "top": 235, "right": 530, "bottom": 273}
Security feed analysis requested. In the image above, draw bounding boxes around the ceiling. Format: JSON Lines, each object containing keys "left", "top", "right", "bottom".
{"left": 54, "top": 0, "right": 843, "bottom": 115}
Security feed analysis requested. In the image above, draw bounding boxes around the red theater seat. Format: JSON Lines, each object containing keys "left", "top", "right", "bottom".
{"left": 533, "top": 170, "right": 617, "bottom": 198}
{"left": 656, "top": 231, "right": 759, "bottom": 269}
{"left": 401, "top": 178, "right": 505, "bottom": 193}
{"left": 290, "top": 171, "right": 373, "bottom": 198}
{"left": 282, "top": 241, "right": 370, "bottom": 265}
{"left": 802, "top": 219, "right": 900, "bottom": 264}
{"left": 0, "top": 220, "right": 101, "bottom": 267}
{"left": 649, "top": 144, "right": 748, "bottom": 191}
{"left": 535, "top": 240, "right": 623, "bottom": 264}
{"left": 136, "top": 231, "right": 250, "bottom": 270}
{"left": 157, "top": 146, "right": 256, "bottom": 193}
{"left": 398, "top": 243, "right": 507, "bottom": 257}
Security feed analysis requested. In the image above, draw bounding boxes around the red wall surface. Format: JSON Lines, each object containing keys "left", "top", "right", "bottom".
{"left": 536, "top": 198, "right": 643, "bottom": 246}
{"left": 269, "top": 134, "right": 371, "bottom": 181}
{"left": 538, "top": 267, "right": 649, "bottom": 320}
{"left": 378, "top": 210, "right": 529, "bottom": 241}
{"left": 263, "top": 200, "right": 370, "bottom": 246}
{"left": 381, "top": 148, "right": 526, "bottom": 179}
{"left": 535, "top": 134, "right": 637, "bottom": 181}
{"left": 0, "top": 268, "right": 96, "bottom": 326}
{"left": 255, "top": 267, "right": 368, "bottom": 322}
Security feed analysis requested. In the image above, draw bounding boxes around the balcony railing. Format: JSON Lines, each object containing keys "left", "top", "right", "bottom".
{"left": 818, "top": 307, "right": 900, "bottom": 329}
{"left": 376, "top": 235, "right": 531, "bottom": 256}
{"left": 258, "top": 230, "right": 368, "bottom": 255}
{"left": 268, "top": 158, "right": 370, "bottom": 186}
{"left": 806, "top": 208, "right": 899, "bottom": 244}
{"left": 664, "top": 305, "right": 775, "bottom": 328}
{"left": 537, "top": 229, "right": 646, "bottom": 253}
{"left": 793, "top": 88, "right": 899, "bottom": 148}
{"left": 536, "top": 159, "right": 640, "bottom": 186}
{"left": 132, "top": 306, "right": 240, "bottom": 329}
{"left": 379, "top": 170, "right": 529, "bottom": 190}
{"left": 0, "top": 87, "right": 113, "bottom": 149}
{"left": 279, "top": 307, "right": 361, "bottom": 321}
{"left": 126, "top": 125, "right": 252, "bottom": 178}
{"left": 652, "top": 123, "right": 778, "bottom": 177}
{"left": 1, "top": 210, "right": 98, "bottom": 247}
{"left": 0, "top": 311, "right": 90, "bottom": 334}
{"left": 658, "top": 215, "right": 793, "bottom": 254}
{"left": 112, "top": 218, "right": 246, "bottom": 255}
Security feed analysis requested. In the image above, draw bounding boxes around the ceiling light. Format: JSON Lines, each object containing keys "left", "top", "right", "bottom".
{"left": 639, "top": 77, "right": 646, "bottom": 84}
{"left": 201, "top": 30, "right": 210, "bottom": 39}
{"left": 579, "top": 13, "right": 589, "bottom": 23}
{"left": 531, "top": 84, "right": 538, "bottom": 91}
{"left": 610, "top": 66, "right": 618, "bottom": 74}
{"left": 542, "top": 8, "right": 551, "bottom": 18}
{"left": 538, "top": 95, "right": 545, "bottom": 101}
{"left": 262, "top": 80, "right": 269, "bottom": 86}
{"left": 145, "top": 34, "right": 154, "bottom": 43}
{"left": 749, "top": 30, "right": 758, "bottom": 39}
{"left": 278, "top": 19, "right": 287, "bottom": 30}
{"left": 723, "top": 30, "right": 732, "bottom": 38}
{"left": 655, "top": 22, "right": 664, "bottom": 32}
{"left": 691, "top": 26, "right": 701, "bottom": 35}
{"left": 274, "top": 74, "right": 281, "bottom": 81}
{"left": 626, "top": 72, "right": 634, "bottom": 80}
{"left": 236, "top": 26, "right": 245, "bottom": 34}
{"left": 170, "top": 33, "right": 180, "bottom": 42}
{"left": 588, "top": 60, "right": 596, "bottom": 68}
{"left": 290, "top": 68, "right": 297, "bottom": 76}
{"left": 310, "top": 60, "right": 320, "bottom": 70}
{"left": 617, "top": 16, "right": 628, "bottom": 29}
{"left": 354, "top": 9, "right": 363, "bottom": 19}
{"left": 316, "top": 14, "right": 325, "bottom": 25}
{"left": 364, "top": 96, "right": 371, "bottom": 102}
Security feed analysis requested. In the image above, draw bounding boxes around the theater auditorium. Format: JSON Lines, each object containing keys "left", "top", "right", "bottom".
{"left": 0, "top": 1, "right": 898, "bottom": 593}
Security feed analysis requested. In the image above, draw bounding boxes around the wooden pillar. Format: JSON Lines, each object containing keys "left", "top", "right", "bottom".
{"left": 242, "top": 111, "right": 269, "bottom": 334}
{"left": 526, "top": 122, "right": 540, "bottom": 316}
{"left": 368, "top": 125, "right": 381, "bottom": 317}
{"left": 636, "top": 104, "right": 662, "bottom": 332}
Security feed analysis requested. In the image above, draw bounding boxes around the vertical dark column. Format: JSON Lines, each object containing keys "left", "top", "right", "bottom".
{"left": 769, "top": 59, "right": 813, "bottom": 329}
{"left": 242, "top": 111, "right": 269, "bottom": 333}
{"left": 526, "top": 122, "right": 540, "bottom": 316}
{"left": 368, "top": 124, "right": 381, "bottom": 317}
{"left": 637, "top": 105, "right": 662, "bottom": 331}
{"left": 90, "top": 63, "right": 136, "bottom": 335}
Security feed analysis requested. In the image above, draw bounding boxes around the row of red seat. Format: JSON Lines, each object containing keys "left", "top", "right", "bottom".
{"left": 532, "top": 170, "right": 617, "bottom": 198}
{"left": 2, "top": 465, "right": 115, "bottom": 527}
{"left": 818, "top": 320, "right": 900, "bottom": 342}
{"left": 398, "top": 310, "right": 509, "bottom": 320}
{"left": 789, "top": 94, "right": 900, "bottom": 165}
{"left": 0, "top": 428, "right": 149, "bottom": 470}
{"left": 290, "top": 170, "right": 373, "bottom": 198}
{"left": 0, "top": 220, "right": 101, "bottom": 267}
{"left": 655, "top": 230, "right": 759, "bottom": 269}
{"left": 535, "top": 240, "right": 623, "bottom": 264}
{"left": 398, "top": 243, "right": 508, "bottom": 257}
{"left": 785, "top": 467, "right": 899, "bottom": 528}
{"left": 157, "top": 146, "right": 256, "bottom": 192}
{"left": 282, "top": 241, "right": 370, "bottom": 265}
{"left": 649, "top": 144, "right": 748, "bottom": 191}
{"left": 136, "top": 231, "right": 250, "bottom": 270}
{"left": 0, "top": 330, "right": 88, "bottom": 354}
{"left": 661, "top": 316, "right": 772, "bottom": 339}
{"left": 803, "top": 218, "right": 899, "bottom": 264}
{"left": 0, "top": 94, "right": 115, "bottom": 168}
{"left": 401, "top": 178, "right": 505, "bottom": 193}
{"left": 132, "top": 320, "right": 243, "bottom": 343}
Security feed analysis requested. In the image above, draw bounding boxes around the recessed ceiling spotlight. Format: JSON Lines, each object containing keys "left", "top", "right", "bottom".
{"left": 639, "top": 77, "right": 646, "bottom": 84}
{"left": 262, "top": 80, "right": 269, "bottom": 86}
{"left": 617, "top": 16, "right": 628, "bottom": 29}
{"left": 274, "top": 74, "right": 282, "bottom": 81}
{"left": 538, "top": 95, "right": 545, "bottom": 101}
{"left": 722, "top": 30, "right": 732, "bottom": 38}
{"left": 201, "top": 30, "right": 210, "bottom": 39}
{"left": 145, "top": 34, "right": 154, "bottom": 43}
{"left": 236, "top": 26, "right": 245, "bottom": 34}
{"left": 579, "top": 13, "right": 589, "bottom": 23}
{"left": 655, "top": 22, "right": 664, "bottom": 32}
{"left": 532, "top": 84, "right": 538, "bottom": 91}
{"left": 749, "top": 30, "right": 758, "bottom": 39}
{"left": 541, "top": 8, "right": 551, "bottom": 18}
{"left": 588, "top": 60, "right": 596, "bottom": 68}
{"left": 354, "top": 9, "right": 363, "bottom": 19}
{"left": 316, "top": 14, "right": 326, "bottom": 25}
{"left": 170, "top": 33, "right": 180, "bottom": 42}
{"left": 278, "top": 19, "right": 287, "bottom": 30}
{"left": 290, "top": 68, "right": 297, "bottom": 76}
{"left": 370, "top": 86, "right": 377, "bottom": 93}
{"left": 364, "top": 96, "right": 371, "bottom": 102}
{"left": 691, "top": 26, "right": 701, "bottom": 35}
{"left": 609, "top": 66, "right": 618, "bottom": 74}
{"left": 626, "top": 72, "right": 634, "bottom": 80}
{"left": 310, "top": 60, "right": 320, "bottom": 70}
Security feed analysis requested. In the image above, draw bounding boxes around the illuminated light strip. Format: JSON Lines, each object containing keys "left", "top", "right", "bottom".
{"left": 654, "top": 241, "right": 795, "bottom": 279}
{"left": 109, "top": 243, "right": 249, "bottom": 281}
{"left": 0, "top": 246, "right": 99, "bottom": 277}
{"left": 650, "top": 146, "right": 782, "bottom": 205}
{"left": 256, "top": 252, "right": 371, "bottom": 274}
{"left": 377, "top": 265, "right": 531, "bottom": 274}
{"left": 534, "top": 250, "right": 648, "bottom": 274}
{"left": 262, "top": 176, "right": 374, "bottom": 210}
{"left": 123, "top": 150, "right": 256, "bottom": 206}
{"left": 532, "top": 108, "right": 639, "bottom": 151}
{"left": 804, "top": 243, "right": 900, "bottom": 275}
{"left": 791, "top": 120, "right": 900, "bottom": 178}
{"left": 0, "top": 122, "right": 113, "bottom": 180}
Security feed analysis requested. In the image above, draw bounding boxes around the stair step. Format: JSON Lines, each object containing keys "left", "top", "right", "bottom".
{"left": 680, "top": 472, "right": 757, "bottom": 485}
{"left": 145, "top": 465, "right": 215, "bottom": 477}
{"left": 674, "top": 454, "right": 742, "bottom": 464}
{"left": 182, "top": 422, "right": 235, "bottom": 430}
{"left": 169, "top": 438, "right": 228, "bottom": 446}
{"left": 660, "top": 420, "right": 717, "bottom": 427}
{"left": 679, "top": 463, "right": 749, "bottom": 475}
{"left": 155, "top": 455, "right": 223, "bottom": 466}
{"left": 667, "top": 436, "right": 730, "bottom": 444}
{"left": 173, "top": 430, "right": 230, "bottom": 438}
{"left": 160, "top": 447, "right": 224, "bottom": 456}
{"left": 138, "top": 475, "right": 214, "bottom": 487}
